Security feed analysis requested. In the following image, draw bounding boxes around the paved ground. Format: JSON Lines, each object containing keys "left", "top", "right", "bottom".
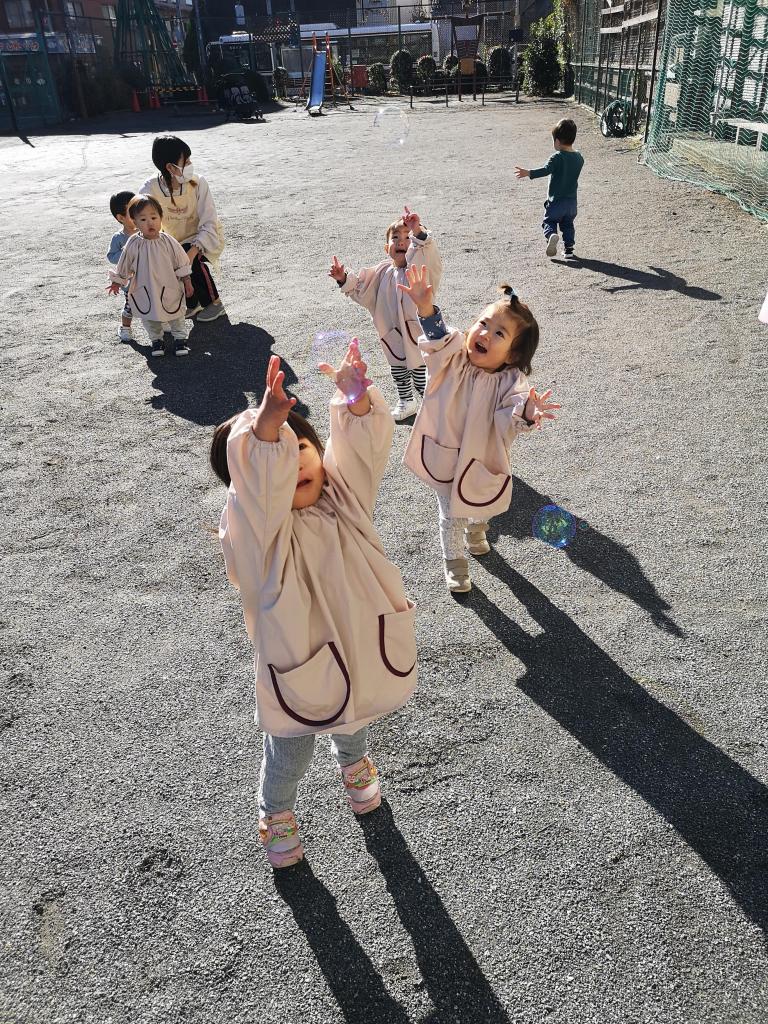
{"left": 1, "top": 94, "right": 767, "bottom": 1024}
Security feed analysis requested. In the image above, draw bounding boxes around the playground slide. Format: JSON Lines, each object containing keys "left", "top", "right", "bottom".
{"left": 306, "top": 48, "right": 326, "bottom": 115}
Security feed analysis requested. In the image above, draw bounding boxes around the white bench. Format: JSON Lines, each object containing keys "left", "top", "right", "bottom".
{"left": 719, "top": 118, "right": 768, "bottom": 151}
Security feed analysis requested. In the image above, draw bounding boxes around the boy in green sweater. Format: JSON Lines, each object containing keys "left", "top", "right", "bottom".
{"left": 515, "top": 118, "right": 584, "bottom": 261}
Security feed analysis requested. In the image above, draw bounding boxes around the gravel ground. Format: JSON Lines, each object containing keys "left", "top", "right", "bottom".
{"left": 1, "top": 95, "right": 767, "bottom": 1024}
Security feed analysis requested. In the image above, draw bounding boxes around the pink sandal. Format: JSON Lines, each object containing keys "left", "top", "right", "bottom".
{"left": 258, "top": 810, "right": 304, "bottom": 869}
{"left": 341, "top": 756, "right": 382, "bottom": 815}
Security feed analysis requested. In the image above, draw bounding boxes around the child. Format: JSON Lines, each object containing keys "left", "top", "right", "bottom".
{"left": 514, "top": 118, "right": 585, "bottom": 261}
{"left": 107, "top": 195, "right": 194, "bottom": 357}
{"left": 107, "top": 191, "right": 136, "bottom": 342}
{"left": 329, "top": 206, "right": 442, "bottom": 421}
{"left": 398, "top": 265, "right": 559, "bottom": 594}
{"left": 139, "top": 135, "right": 226, "bottom": 322}
{"left": 211, "top": 344, "right": 417, "bottom": 869}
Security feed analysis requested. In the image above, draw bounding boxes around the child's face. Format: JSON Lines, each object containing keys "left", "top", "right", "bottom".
{"left": 385, "top": 225, "right": 410, "bottom": 269}
{"left": 465, "top": 304, "right": 519, "bottom": 372}
{"left": 135, "top": 207, "right": 162, "bottom": 239}
{"left": 117, "top": 210, "right": 136, "bottom": 234}
{"left": 292, "top": 438, "right": 326, "bottom": 510}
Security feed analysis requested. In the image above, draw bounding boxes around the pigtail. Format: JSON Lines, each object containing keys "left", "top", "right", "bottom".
{"left": 495, "top": 283, "right": 539, "bottom": 376}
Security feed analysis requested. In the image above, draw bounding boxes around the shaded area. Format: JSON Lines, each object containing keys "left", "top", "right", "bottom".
{"left": 556, "top": 257, "right": 722, "bottom": 300}
{"left": 134, "top": 319, "right": 308, "bottom": 426}
{"left": 359, "top": 801, "right": 513, "bottom": 1023}
{"left": 490, "top": 477, "right": 682, "bottom": 636}
{"left": 274, "top": 860, "right": 411, "bottom": 1024}
{"left": 468, "top": 552, "right": 768, "bottom": 933}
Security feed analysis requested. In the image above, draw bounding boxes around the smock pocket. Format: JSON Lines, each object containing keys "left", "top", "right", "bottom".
{"left": 160, "top": 286, "right": 184, "bottom": 316}
{"left": 380, "top": 327, "right": 406, "bottom": 362}
{"left": 457, "top": 458, "right": 511, "bottom": 508}
{"left": 404, "top": 319, "right": 421, "bottom": 346}
{"left": 378, "top": 602, "right": 417, "bottom": 678}
{"left": 421, "top": 435, "right": 459, "bottom": 484}
{"left": 268, "top": 642, "right": 351, "bottom": 728}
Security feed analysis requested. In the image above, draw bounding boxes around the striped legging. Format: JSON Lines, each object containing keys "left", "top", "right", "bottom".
{"left": 390, "top": 364, "right": 427, "bottom": 402}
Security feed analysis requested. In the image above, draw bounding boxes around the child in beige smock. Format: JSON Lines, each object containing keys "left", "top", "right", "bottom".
{"left": 214, "top": 344, "right": 417, "bottom": 868}
{"left": 398, "top": 265, "right": 560, "bottom": 594}
{"left": 330, "top": 206, "right": 443, "bottom": 421}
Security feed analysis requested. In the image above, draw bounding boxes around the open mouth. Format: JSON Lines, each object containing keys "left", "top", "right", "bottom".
{"left": 474, "top": 341, "right": 487, "bottom": 355}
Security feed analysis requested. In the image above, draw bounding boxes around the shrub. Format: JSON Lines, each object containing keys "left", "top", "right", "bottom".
{"left": 273, "top": 65, "right": 288, "bottom": 98}
{"left": 416, "top": 54, "right": 437, "bottom": 81}
{"left": 443, "top": 53, "right": 458, "bottom": 73}
{"left": 523, "top": 15, "right": 561, "bottom": 96}
{"left": 368, "top": 62, "right": 387, "bottom": 94}
{"left": 487, "top": 45, "right": 512, "bottom": 80}
{"left": 389, "top": 48, "right": 413, "bottom": 91}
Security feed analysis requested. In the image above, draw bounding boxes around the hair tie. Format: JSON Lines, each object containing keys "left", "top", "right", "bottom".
{"left": 505, "top": 286, "right": 518, "bottom": 301}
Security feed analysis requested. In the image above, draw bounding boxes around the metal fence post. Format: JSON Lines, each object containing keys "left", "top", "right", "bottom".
{"left": 643, "top": 2, "right": 663, "bottom": 143}
{"left": 577, "top": 0, "right": 588, "bottom": 104}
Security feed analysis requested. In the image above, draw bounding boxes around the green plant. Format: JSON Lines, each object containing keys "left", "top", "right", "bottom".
{"left": 183, "top": 24, "right": 203, "bottom": 79}
{"left": 487, "top": 45, "right": 512, "bottom": 80}
{"left": 443, "top": 53, "right": 459, "bottom": 73}
{"left": 368, "top": 62, "right": 387, "bottom": 94}
{"left": 416, "top": 54, "right": 436, "bottom": 81}
{"left": 273, "top": 65, "right": 288, "bottom": 98}
{"left": 553, "top": 0, "right": 575, "bottom": 95}
{"left": 389, "top": 49, "right": 413, "bottom": 91}
{"left": 523, "top": 14, "right": 561, "bottom": 96}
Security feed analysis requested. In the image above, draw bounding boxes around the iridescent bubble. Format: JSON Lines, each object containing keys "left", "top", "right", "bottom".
{"left": 373, "top": 106, "right": 410, "bottom": 148}
{"left": 311, "top": 330, "right": 368, "bottom": 406}
{"left": 532, "top": 504, "right": 577, "bottom": 548}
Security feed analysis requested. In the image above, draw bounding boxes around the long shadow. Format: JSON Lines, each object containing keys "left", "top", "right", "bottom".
{"left": 273, "top": 860, "right": 411, "bottom": 1024}
{"left": 131, "top": 319, "right": 308, "bottom": 426}
{"left": 490, "top": 477, "right": 683, "bottom": 636}
{"left": 468, "top": 552, "right": 768, "bottom": 933}
{"left": 359, "top": 801, "right": 513, "bottom": 1023}
{"left": 556, "top": 257, "right": 722, "bottom": 300}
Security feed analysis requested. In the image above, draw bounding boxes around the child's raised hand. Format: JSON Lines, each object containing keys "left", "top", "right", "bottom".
{"left": 318, "top": 338, "right": 372, "bottom": 407}
{"left": 402, "top": 205, "right": 422, "bottom": 234}
{"left": 329, "top": 255, "right": 347, "bottom": 284}
{"left": 396, "top": 264, "right": 434, "bottom": 318}
{"left": 106, "top": 282, "right": 121, "bottom": 296}
{"left": 523, "top": 387, "right": 561, "bottom": 426}
{"left": 253, "top": 355, "right": 297, "bottom": 442}
{"left": 514, "top": 166, "right": 530, "bottom": 179}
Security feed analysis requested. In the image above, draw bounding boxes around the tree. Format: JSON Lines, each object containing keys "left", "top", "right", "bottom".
{"left": 523, "top": 14, "right": 561, "bottom": 96}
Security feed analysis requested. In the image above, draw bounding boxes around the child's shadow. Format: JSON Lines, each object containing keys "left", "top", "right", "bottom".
{"left": 491, "top": 477, "right": 683, "bottom": 636}
{"left": 274, "top": 802, "right": 512, "bottom": 1023}
{"left": 131, "top": 320, "right": 308, "bottom": 426}
{"left": 467, "top": 553, "right": 768, "bottom": 934}
{"left": 555, "top": 257, "right": 722, "bottom": 300}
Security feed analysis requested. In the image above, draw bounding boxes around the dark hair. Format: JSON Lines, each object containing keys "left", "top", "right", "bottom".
{"left": 127, "top": 194, "right": 164, "bottom": 222}
{"left": 151, "top": 135, "right": 192, "bottom": 205}
{"left": 552, "top": 118, "right": 577, "bottom": 145}
{"left": 493, "top": 284, "right": 540, "bottom": 376}
{"left": 110, "top": 190, "right": 136, "bottom": 220}
{"left": 210, "top": 409, "right": 324, "bottom": 488}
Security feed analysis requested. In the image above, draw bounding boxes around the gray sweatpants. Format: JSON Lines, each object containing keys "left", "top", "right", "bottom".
{"left": 142, "top": 316, "right": 187, "bottom": 341}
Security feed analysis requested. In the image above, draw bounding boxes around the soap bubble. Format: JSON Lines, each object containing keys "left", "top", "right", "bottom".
{"left": 373, "top": 106, "right": 410, "bottom": 148}
{"left": 311, "top": 330, "right": 368, "bottom": 405}
{"left": 532, "top": 504, "right": 577, "bottom": 548}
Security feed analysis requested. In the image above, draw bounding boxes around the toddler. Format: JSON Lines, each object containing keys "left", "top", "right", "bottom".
{"left": 107, "top": 195, "right": 194, "bottom": 357}
{"left": 514, "top": 118, "right": 585, "bottom": 261}
{"left": 106, "top": 191, "right": 136, "bottom": 342}
{"left": 398, "top": 265, "right": 559, "bottom": 593}
{"left": 211, "top": 343, "right": 417, "bottom": 868}
{"left": 330, "top": 206, "right": 442, "bottom": 421}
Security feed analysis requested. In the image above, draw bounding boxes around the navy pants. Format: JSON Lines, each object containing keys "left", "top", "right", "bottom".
{"left": 543, "top": 198, "right": 577, "bottom": 249}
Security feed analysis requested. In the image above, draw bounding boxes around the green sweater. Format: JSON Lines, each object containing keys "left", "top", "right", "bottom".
{"left": 529, "top": 150, "right": 585, "bottom": 202}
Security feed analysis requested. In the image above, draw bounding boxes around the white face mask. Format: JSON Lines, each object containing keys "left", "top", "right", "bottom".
{"left": 171, "top": 161, "right": 194, "bottom": 183}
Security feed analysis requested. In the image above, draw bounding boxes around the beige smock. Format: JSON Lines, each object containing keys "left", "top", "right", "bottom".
{"left": 139, "top": 174, "right": 224, "bottom": 270}
{"left": 109, "top": 231, "right": 191, "bottom": 322}
{"left": 404, "top": 324, "right": 536, "bottom": 519}
{"left": 219, "top": 388, "right": 418, "bottom": 739}
{"left": 340, "top": 232, "right": 443, "bottom": 370}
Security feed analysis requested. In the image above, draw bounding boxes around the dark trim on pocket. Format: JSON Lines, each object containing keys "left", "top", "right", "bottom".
{"left": 404, "top": 320, "right": 420, "bottom": 345}
{"left": 268, "top": 641, "right": 351, "bottom": 727}
{"left": 160, "top": 286, "right": 183, "bottom": 316}
{"left": 378, "top": 615, "right": 416, "bottom": 678}
{"left": 421, "top": 435, "right": 455, "bottom": 484}
{"left": 456, "top": 458, "right": 511, "bottom": 508}
{"left": 381, "top": 335, "right": 406, "bottom": 362}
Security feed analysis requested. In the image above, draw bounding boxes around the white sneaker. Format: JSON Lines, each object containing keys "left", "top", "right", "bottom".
{"left": 546, "top": 233, "right": 559, "bottom": 257}
{"left": 118, "top": 325, "right": 133, "bottom": 342}
{"left": 391, "top": 397, "right": 419, "bottom": 422}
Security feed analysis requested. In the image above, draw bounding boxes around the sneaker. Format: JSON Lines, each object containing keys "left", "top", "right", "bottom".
{"left": 444, "top": 557, "right": 472, "bottom": 593}
{"left": 258, "top": 810, "right": 304, "bottom": 869}
{"left": 118, "top": 324, "right": 133, "bottom": 343}
{"left": 196, "top": 302, "right": 227, "bottom": 323}
{"left": 150, "top": 339, "right": 165, "bottom": 358}
{"left": 391, "top": 397, "right": 419, "bottom": 422}
{"left": 464, "top": 522, "right": 490, "bottom": 556}
{"left": 546, "top": 233, "right": 559, "bottom": 257}
{"left": 185, "top": 302, "right": 202, "bottom": 319}
{"left": 174, "top": 339, "right": 190, "bottom": 357}
{"left": 341, "top": 756, "right": 382, "bottom": 815}
{"left": 564, "top": 249, "right": 578, "bottom": 261}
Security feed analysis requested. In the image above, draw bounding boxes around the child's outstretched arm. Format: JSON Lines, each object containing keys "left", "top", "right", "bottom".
{"left": 495, "top": 382, "right": 561, "bottom": 444}
{"left": 515, "top": 156, "right": 555, "bottom": 180}
{"left": 330, "top": 254, "right": 385, "bottom": 316}
{"left": 403, "top": 206, "right": 443, "bottom": 295}
{"left": 106, "top": 240, "right": 135, "bottom": 293}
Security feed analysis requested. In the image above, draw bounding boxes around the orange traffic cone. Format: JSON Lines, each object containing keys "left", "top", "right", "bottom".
{"left": 131, "top": 89, "right": 140, "bottom": 113}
